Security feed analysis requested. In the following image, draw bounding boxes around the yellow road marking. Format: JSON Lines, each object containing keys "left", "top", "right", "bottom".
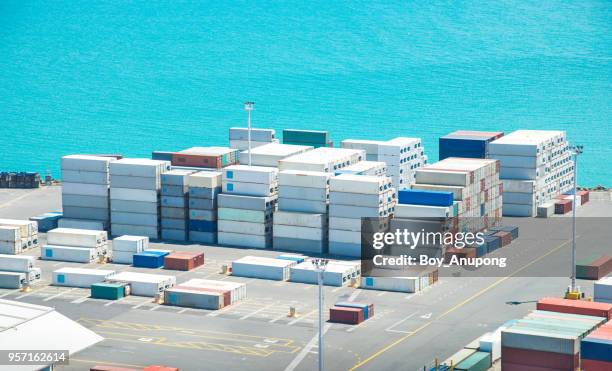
{"left": 70, "top": 358, "right": 145, "bottom": 368}
{"left": 349, "top": 238, "right": 573, "bottom": 370}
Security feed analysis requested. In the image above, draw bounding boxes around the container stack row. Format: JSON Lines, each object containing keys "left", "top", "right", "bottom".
{"left": 171, "top": 147, "right": 239, "bottom": 169}
{"left": 188, "top": 171, "right": 221, "bottom": 244}
{"left": 238, "top": 143, "right": 313, "bottom": 167}
{"left": 111, "top": 235, "right": 149, "bottom": 264}
{"left": 61, "top": 155, "right": 116, "bottom": 230}
{"left": 274, "top": 170, "right": 331, "bottom": 254}
{"left": 488, "top": 130, "right": 574, "bottom": 217}
{"left": 581, "top": 321, "right": 612, "bottom": 369}
{"left": 438, "top": 130, "right": 504, "bottom": 160}
{"left": 282, "top": 129, "right": 331, "bottom": 148}
{"left": 0, "top": 255, "right": 41, "bottom": 289}
{"left": 279, "top": 147, "right": 364, "bottom": 173}
{"left": 42, "top": 228, "right": 109, "bottom": 263}
{"left": 110, "top": 159, "right": 170, "bottom": 239}
{"left": 342, "top": 137, "right": 427, "bottom": 191}
{"left": 0, "top": 219, "right": 38, "bottom": 254}
{"left": 218, "top": 165, "right": 278, "bottom": 249}
{"left": 160, "top": 169, "right": 195, "bottom": 241}
{"left": 229, "top": 127, "right": 277, "bottom": 151}
{"left": 329, "top": 174, "right": 395, "bottom": 257}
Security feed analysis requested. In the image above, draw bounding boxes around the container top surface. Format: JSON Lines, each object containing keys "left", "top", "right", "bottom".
{"left": 113, "top": 235, "right": 148, "bottom": 242}
{"left": 422, "top": 157, "right": 498, "bottom": 171}
{"left": 181, "top": 278, "right": 245, "bottom": 289}
{"left": 340, "top": 161, "right": 386, "bottom": 172}
{"left": 233, "top": 256, "right": 294, "bottom": 267}
{"left": 292, "top": 262, "right": 354, "bottom": 273}
{"left": 54, "top": 267, "right": 115, "bottom": 275}
{"left": 136, "top": 250, "right": 169, "bottom": 257}
{"left": 189, "top": 171, "right": 223, "bottom": 179}
{"left": 539, "top": 297, "right": 612, "bottom": 311}
{"left": 331, "top": 306, "right": 362, "bottom": 312}
{"left": 283, "top": 129, "right": 328, "bottom": 134}
{"left": 178, "top": 147, "right": 235, "bottom": 155}
{"left": 62, "top": 154, "right": 115, "bottom": 162}
{"left": 281, "top": 147, "right": 363, "bottom": 164}
{"left": 49, "top": 228, "right": 106, "bottom": 236}
{"left": 168, "top": 286, "right": 225, "bottom": 295}
{"left": 163, "top": 169, "right": 196, "bottom": 176}
{"left": 245, "top": 143, "right": 313, "bottom": 155}
{"left": 448, "top": 130, "right": 504, "bottom": 137}
{"left": 490, "top": 130, "right": 565, "bottom": 145}
{"left": 112, "top": 158, "right": 170, "bottom": 166}
{"left": 224, "top": 164, "right": 278, "bottom": 173}
{"left": 0, "top": 219, "right": 36, "bottom": 226}
{"left": 279, "top": 169, "right": 331, "bottom": 178}
{"left": 596, "top": 277, "right": 612, "bottom": 285}
{"left": 331, "top": 173, "right": 386, "bottom": 183}
{"left": 92, "top": 282, "right": 125, "bottom": 288}
{"left": 230, "top": 127, "right": 275, "bottom": 133}
{"left": 112, "top": 272, "right": 175, "bottom": 282}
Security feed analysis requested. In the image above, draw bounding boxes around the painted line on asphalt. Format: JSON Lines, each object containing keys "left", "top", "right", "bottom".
{"left": 284, "top": 323, "right": 332, "bottom": 371}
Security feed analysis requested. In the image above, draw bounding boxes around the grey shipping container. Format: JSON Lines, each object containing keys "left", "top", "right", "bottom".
{"left": 110, "top": 200, "right": 159, "bottom": 214}
{"left": 161, "top": 207, "right": 188, "bottom": 219}
{"left": 62, "top": 194, "right": 109, "bottom": 209}
{"left": 111, "top": 212, "right": 158, "bottom": 227}
{"left": 161, "top": 196, "right": 187, "bottom": 208}
{"left": 161, "top": 219, "right": 187, "bottom": 230}
{"left": 189, "top": 187, "right": 222, "bottom": 199}
{"left": 110, "top": 175, "right": 158, "bottom": 190}
{"left": 217, "top": 194, "right": 277, "bottom": 211}
{"left": 278, "top": 198, "right": 328, "bottom": 213}
{"left": 61, "top": 170, "right": 109, "bottom": 185}
{"left": 273, "top": 236, "right": 327, "bottom": 254}
{"left": 188, "top": 198, "right": 217, "bottom": 210}
{"left": 279, "top": 186, "right": 329, "bottom": 201}
{"left": 189, "top": 231, "right": 216, "bottom": 244}
{"left": 0, "top": 271, "right": 27, "bottom": 289}
{"left": 161, "top": 229, "right": 187, "bottom": 241}
{"left": 63, "top": 206, "right": 109, "bottom": 221}
{"left": 161, "top": 185, "right": 188, "bottom": 197}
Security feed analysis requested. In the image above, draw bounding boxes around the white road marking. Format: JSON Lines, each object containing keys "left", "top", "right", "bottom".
{"left": 239, "top": 302, "right": 278, "bottom": 320}
{"left": 385, "top": 312, "right": 419, "bottom": 334}
{"left": 178, "top": 308, "right": 189, "bottom": 314}
{"left": 132, "top": 298, "right": 153, "bottom": 309}
{"left": 288, "top": 310, "right": 316, "bottom": 326}
{"left": 43, "top": 288, "right": 77, "bottom": 302}
{"left": 104, "top": 297, "right": 125, "bottom": 307}
{"left": 71, "top": 296, "right": 90, "bottom": 304}
{"left": 269, "top": 312, "right": 289, "bottom": 324}
{"left": 347, "top": 289, "right": 361, "bottom": 302}
{"left": 0, "top": 290, "right": 19, "bottom": 298}
{"left": 284, "top": 323, "right": 332, "bottom": 371}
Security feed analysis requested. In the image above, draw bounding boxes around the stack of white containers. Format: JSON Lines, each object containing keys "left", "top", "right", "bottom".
{"left": 0, "top": 255, "right": 41, "bottom": 288}
{"left": 60, "top": 155, "right": 115, "bottom": 230}
{"left": 231, "top": 256, "right": 296, "bottom": 281}
{"left": 218, "top": 165, "right": 278, "bottom": 249}
{"left": 273, "top": 170, "right": 331, "bottom": 254}
{"left": 110, "top": 159, "right": 170, "bottom": 238}
{"left": 278, "top": 147, "right": 365, "bottom": 172}
{"left": 329, "top": 174, "right": 395, "bottom": 257}
{"left": 342, "top": 137, "right": 427, "bottom": 190}
{"left": 160, "top": 169, "right": 194, "bottom": 241}
{"left": 0, "top": 219, "right": 38, "bottom": 254}
{"left": 188, "top": 171, "right": 222, "bottom": 244}
{"left": 229, "top": 127, "right": 277, "bottom": 151}
{"left": 42, "top": 228, "right": 109, "bottom": 263}
{"left": 290, "top": 260, "right": 360, "bottom": 287}
{"left": 111, "top": 235, "right": 149, "bottom": 264}
{"left": 488, "top": 130, "right": 574, "bottom": 217}
{"left": 52, "top": 267, "right": 116, "bottom": 288}
{"left": 238, "top": 143, "right": 313, "bottom": 167}
{"left": 335, "top": 161, "right": 387, "bottom": 176}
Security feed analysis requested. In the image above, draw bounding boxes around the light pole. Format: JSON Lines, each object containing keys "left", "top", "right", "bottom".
{"left": 243, "top": 101, "right": 254, "bottom": 166}
{"left": 568, "top": 144, "right": 583, "bottom": 297}
{"left": 312, "top": 258, "right": 328, "bottom": 371}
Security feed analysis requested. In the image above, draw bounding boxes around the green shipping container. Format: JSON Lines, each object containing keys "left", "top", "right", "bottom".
{"left": 282, "top": 129, "right": 329, "bottom": 145}
{"left": 284, "top": 140, "right": 329, "bottom": 148}
{"left": 455, "top": 351, "right": 491, "bottom": 371}
{"left": 91, "top": 282, "right": 126, "bottom": 300}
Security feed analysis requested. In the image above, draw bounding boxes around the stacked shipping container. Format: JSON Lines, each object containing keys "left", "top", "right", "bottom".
{"left": 111, "top": 235, "right": 149, "bottom": 264}
{"left": 342, "top": 137, "right": 427, "bottom": 190}
{"left": 110, "top": 159, "right": 170, "bottom": 239}
{"left": 489, "top": 130, "right": 574, "bottom": 217}
{"left": 171, "top": 147, "right": 239, "bottom": 169}
{"left": 581, "top": 321, "right": 612, "bottom": 369}
{"left": 282, "top": 129, "right": 331, "bottom": 148}
{"left": 218, "top": 165, "right": 278, "bottom": 248}
{"left": 278, "top": 147, "right": 364, "bottom": 173}
{"left": 160, "top": 169, "right": 194, "bottom": 241}
{"left": 329, "top": 174, "right": 395, "bottom": 257}
{"left": 229, "top": 127, "right": 277, "bottom": 151}
{"left": 0, "top": 254, "right": 41, "bottom": 288}
{"left": 238, "top": 143, "right": 313, "bottom": 167}
{"left": 42, "top": 228, "right": 109, "bottom": 263}
{"left": 61, "top": 155, "right": 115, "bottom": 230}
{"left": 164, "top": 278, "right": 246, "bottom": 310}
{"left": 274, "top": 170, "right": 331, "bottom": 254}
{"left": 594, "top": 277, "right": 612, "bottom": 303}
{"left": 0, "top": 219, "right": 38, "bottom": 254}
{"left": 188, "top": 171, "right": 221, "bottom": 244}
{"left": 439, "top": 131, "right": 504, "bottom": 160}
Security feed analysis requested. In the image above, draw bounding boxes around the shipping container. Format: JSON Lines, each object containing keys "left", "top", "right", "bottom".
{"left": 41, "top": 245, "right": 98, "bottom": 263}
{"left": 232, "top": 256, "right": 295, "bottom": 281}
{"left": 577, "top": 256, "right": 612, "bottom": 280}
{"left": 329, "top": 306, "right": 364, "bottom": 324}
{"left": 90, "top": 282, "right": 128, "bottom": 300}
{"left": 454, "top": 351, "right": 491, "bottom": 371}
{"left": 0, "top": 254, "right": 35, "bottom": 272}
{"left": 594, "top": 277, "right": 612, "bottom": 303}
{"left": 537, "top": 297, "right": 612, "bottom": 320}
{"left": 164, "top": 285, "right": 227, "bottom": 309}
{"left": 133, "top": 251, "right": 170, "bottom": 269}
{"left": 398, "top": 189, "right": 454, "bottom": 206}
{"left": 164, "top": 251, "right": 204, "bottom": 271}
{"left": 179, "top": 278, "right": 246, "bottom": 304}
{"left": 335, "top": 302, "right": 373, "bottom": 320}
{"left": 47, "top": 228, "right": 107, "bottom": 248}
{"left": 112, "top": 235, "right": 149, "bottom": 252}
{"left": 0, "top": 271, "right": 27, "bottom": 289}
{"left": 109, "top": 272, "right": 176, "bottom": 297}
{"left": 53, "top": 267, "right": 116, "bottom": 288}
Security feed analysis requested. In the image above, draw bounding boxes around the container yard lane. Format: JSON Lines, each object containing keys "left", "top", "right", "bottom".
{"left": 0, "top": 187, "right": 611, "bottom": 370}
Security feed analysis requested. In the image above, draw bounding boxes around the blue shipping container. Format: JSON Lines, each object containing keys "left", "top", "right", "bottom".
{"left": 475, "top": 243, "right": 488, "bottom": 257}
{"left": 484, "top": 236, "right": 501, "bottom": 252}
{"left": 132, "top": 250, "right": 169, "bottom": 268}
{"left": 439, "top": 135, "right": 488, "bottom": 160}
{"left": 489, "top": 225, "right": 519, "bottom": 240}
{"left": 152, "top": 151, "right": 174, "bottom": 161}
{"left": 398, "top": 189, "right": 453, "bottom": 207}
{"left": 581, "top": 337, "right": 612, "bottom": 362}
{"left": 276, "top": 255, "right": 305, "bottom": 264}
{"left": 189, "top": 220, "right": 217, "bottom": 233}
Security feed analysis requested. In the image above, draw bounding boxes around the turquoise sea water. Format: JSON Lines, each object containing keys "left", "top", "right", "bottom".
{"left": 1, "top": 1, "right": 610, "bottom": 185}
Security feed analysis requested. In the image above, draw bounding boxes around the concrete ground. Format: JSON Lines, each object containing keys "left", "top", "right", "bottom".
{"left": 0, "top": 186, "right": 610, "bottom": 371}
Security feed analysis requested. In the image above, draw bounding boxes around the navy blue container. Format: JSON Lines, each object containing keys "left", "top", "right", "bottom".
{"left": 475, "top": 243, "right": 488, "bottom": 257}
{"left": 189, "top": 219, "right": 217, "bottom": 232}
{"left": 132, "top": 250, "right": 169, "bottom": 268}
{"left": 398, "top": 189, "right": 453, "bottom": 206}
{"left": 439, "top": 135, "right": 488, "bottom": 160}
{"left": 152, "top": 151, "right": 174, "bottom": 161}
{"left": 489, "top": 225, "right": 519, "bottom": 240}
{"left": 581, "top": 337, "right": 612, "bottom": 362}
{"left": 484, "top": 236, "right": 501, "bottom": 253}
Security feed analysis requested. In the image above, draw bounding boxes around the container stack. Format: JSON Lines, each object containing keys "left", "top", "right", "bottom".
{"left": 109, "top": 158, "right": 170, "bottom": 239}
{"left": 42, "top": 228, "right": 109, "bottom": 263}
{"left": 274, "top": 170, "right": 331, "bottom": 254}
{"left": 218, "top": 165, "right": 278, "bottom": 249}
{"left": 334, "top": 161, "right": 387, "bottom": 176}
{"left": 488, "top": 130, "right": 574, "bottom": 217}
{"left": 171, "top": 147, "right": 239, "bottom": 169}
{"left": 188, "top": 171, "right": 222, "bottom": 244}
{"left": 0, "top": 219, "right": 38, "bottom": 254}
{"left": 61, "top": 155, "right": 116, "bottom": 230}
{"left": 229, "top": 127, "right": 277, "bottom": 151}
{"left": 289, "top": 260, "right": 360, "bottom": 286}
{"left": 238, "top": 143, "right": 313, "bottom": 167}
{"left": 0, "top": 255, "right": 41, "bottom": 289}
{"left": 231, "top": 256, "right": 296, "bottom": 281}
{"left": 111, "top": 235, "right": 149, "bottom": 264}
{"left": 109, "top": 272, "right": 176, "bottom": 297}
{"left": 439, "top": 131, "right": 504, "bottom": 160}
{"left": 594, "top": 277, "right": 612, "bottom": 303}
{"left": 164, "top": 278, "right": 246, "bottom": 310}
{"left": 282, "top": 129, "right": 331, "bottom": 148}
{"left": 52, "top": 267, "right": 116, "bottom": 288}
{"left": 501, "top": 310, "right": 606, "bottom": 371}
{"left": 342, "top": 137, "right": 427, "bottom": 190}
{"left": 29, "top": 212, "right": 63, "bottom": 232}
{"left": 160, "top": 169, "right": 195, "bottom": 241}
{"left": 581, "top": 322, "right": 612, "bottom": 369}
{"left": 0, "top": 172, "right": 40, "bottom": 189}
{"left": 279, "top": 147, "right": 364, "bottom": 173}
{"left": 328, "top": 174, "right": 395, "bottom": 257}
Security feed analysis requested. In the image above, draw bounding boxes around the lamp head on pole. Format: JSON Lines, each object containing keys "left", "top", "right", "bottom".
{"left": 243, "top": 101, "right": 254, "bottom": 111}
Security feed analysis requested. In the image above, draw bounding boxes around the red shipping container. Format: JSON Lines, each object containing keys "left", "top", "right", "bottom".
{"left": 171, "top": 153, "right": 222, "bottom": 169}
{"left": 501, "top": 361, "right": 577, "bottom": 371}
{"left": 555, "top": 199, "right": 572, "bottom": 214}
{"left": 90, "top": 367, "right": 140, "bottom": 371}
{"left": 578, "top": 190, "right": 590, "bottom": 204}
{"left": 581, "top": 359, "right": 612, "bottom": 371}
{"left": 444, "top": 247, "right": 476, "bottom": 263}
{"left": 587, "top": 256, "right": 612, "bottom": 280}
{"left": 536, "top": 297, "right": 612, "bottom": 320}
{"left": 164, "top": 251, "right": 205, "bottom": 271}
{"left": 494, "top": 231, "right": 512, "bottom": 247}
{"left": 329, "top": 306, "right": 364, "bottom": 325}
{"left": 143, "top": 367, "right": 179, "bottom": 371}
{"left": 501, "top": 346, "right": 579, "bottom": 369}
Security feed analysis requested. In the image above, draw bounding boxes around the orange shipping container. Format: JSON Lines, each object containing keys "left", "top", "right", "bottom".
{"left": 536, "top": 297, "right": 612, "bottom": 320}
{"left": 164, "top": 251, "right": 205, "bottom": 271}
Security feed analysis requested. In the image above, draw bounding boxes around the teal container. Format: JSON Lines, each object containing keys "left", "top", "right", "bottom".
{"left": 282, "top": 129, "right": 329, "bottom": 145}
{"left": 91, "top": 282, "right": 126, "bottom": 300}
{"left": 455, "top": 351, "right": 491, "bottom": 371}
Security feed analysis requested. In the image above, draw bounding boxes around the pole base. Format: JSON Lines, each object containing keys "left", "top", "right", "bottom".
{"left": 564, "top": 287, "right": 582, "bottom": 300}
